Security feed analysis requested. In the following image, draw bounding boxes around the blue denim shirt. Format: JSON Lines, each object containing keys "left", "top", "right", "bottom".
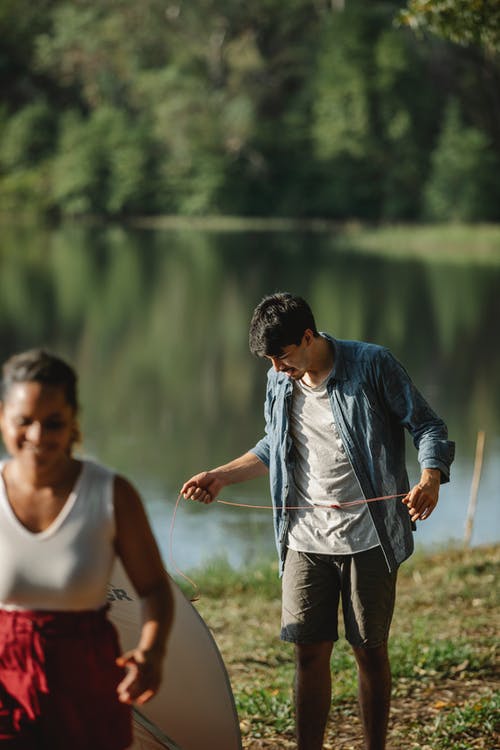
{"left": 250, "top": 335, "right": 455, "bottom": 574}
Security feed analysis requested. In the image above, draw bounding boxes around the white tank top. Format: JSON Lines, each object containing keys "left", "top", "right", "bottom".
{"left": 0, "top": 459, "right": 116, "bottom": 611}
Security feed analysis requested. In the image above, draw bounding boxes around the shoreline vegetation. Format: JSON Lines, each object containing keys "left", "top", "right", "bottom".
{"left": 129, "top": 219, "right": 500, "bottom": 263}
{"left": 2, "top": 215, "right": 500, "bottom": 263}
{"left": 183, "top": 544, "right": 499, "bottom": 749}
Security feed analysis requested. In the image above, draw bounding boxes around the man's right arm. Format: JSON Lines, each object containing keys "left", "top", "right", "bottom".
{"left": 181, "top": 452, "right": 269, "bottom": 504}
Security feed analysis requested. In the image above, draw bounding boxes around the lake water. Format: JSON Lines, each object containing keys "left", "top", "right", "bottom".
{"left": 1, "top": 221, "right": 499, "bottom": 573}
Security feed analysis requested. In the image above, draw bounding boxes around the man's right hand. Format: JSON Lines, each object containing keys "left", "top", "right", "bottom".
{"left": 181, "top": 452, "right": 268, "bottom": 505}
{"left": 181, "top": 471, "right": 223, "bottom": 504}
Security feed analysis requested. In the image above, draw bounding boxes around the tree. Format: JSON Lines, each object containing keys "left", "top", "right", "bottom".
{"left": 398, "top": 0, "right": 500, "bottom": 58}
{"left": 424, "top": 100, "right": 500, "bottom": 221}
{"left": 1, "top": 0, "right": 499, "bottom": 219}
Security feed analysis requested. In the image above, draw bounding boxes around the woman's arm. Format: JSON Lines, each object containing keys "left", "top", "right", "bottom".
{"left": 113, "top": 474, "right": 174, "bottom": 705}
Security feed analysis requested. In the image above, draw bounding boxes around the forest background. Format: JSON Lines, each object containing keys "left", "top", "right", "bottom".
{"left": 1, "top": 0, "right": 500, "bottom": 223}
{"left": 1, "top": 5, "right": 499, "bottom": 746}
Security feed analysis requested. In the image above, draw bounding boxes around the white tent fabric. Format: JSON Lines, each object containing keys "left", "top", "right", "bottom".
{"left": 109, "top": 561, "right": 242, "bottom": 750}
{"left": 130, "top": 711, "right": 183, "bottom": 749}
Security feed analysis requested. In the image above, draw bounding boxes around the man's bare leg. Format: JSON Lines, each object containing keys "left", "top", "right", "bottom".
{"left": 352, "top": 643, "right": 391, "bottom": 750}
{"left": 294, "top": 640, "right": 334, "bottom": 750}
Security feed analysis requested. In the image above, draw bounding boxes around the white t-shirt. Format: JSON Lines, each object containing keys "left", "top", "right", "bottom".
{"left": 0, "top": 460, "right": 116, "bottom": 611}
{"left": 287, "top": 375, "right": 379, "bottom": 555}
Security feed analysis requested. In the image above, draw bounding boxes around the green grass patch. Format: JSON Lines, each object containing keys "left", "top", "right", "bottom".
{"left": 419, "top": 690, "right": 499, "bottom": 749}
{"left": 237, "top": 688, "right": 294, "bottom": 737}
{"left": 176, "top": 555, "right": 281, "bottom": 600}
{"left": 190, "top": 545, "right": 499, "bottom": 748}
{"left": 336, "top": 222, "right": 500, "bottom": 263}
{"left": 391, "top": 633, "right": 492, "bottom": 682}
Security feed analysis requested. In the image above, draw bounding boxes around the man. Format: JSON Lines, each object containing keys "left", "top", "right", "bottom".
{"left": 181, "top": 292, "right": 455, "bottom": 750}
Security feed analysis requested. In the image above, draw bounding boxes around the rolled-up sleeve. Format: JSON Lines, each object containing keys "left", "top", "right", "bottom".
{"left": 249, "top": 372, "right": 274, "bottom": 467}
{"left": 250, "top": 436, "right": 270, "bottom": 467}
{"left": 417, "top": 431, "right": 455, "bottom": 482}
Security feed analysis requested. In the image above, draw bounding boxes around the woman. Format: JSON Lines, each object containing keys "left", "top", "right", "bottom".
{"left": 0, "top": 349, "right": 173, "bottom": 749}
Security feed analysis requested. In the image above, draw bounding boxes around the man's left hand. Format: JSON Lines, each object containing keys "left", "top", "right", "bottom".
{"left": 403, "top": 468, "right": 441, "bottom": 521}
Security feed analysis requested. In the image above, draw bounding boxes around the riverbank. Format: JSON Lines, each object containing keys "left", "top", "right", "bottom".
{"left": 336, "top": 223, "right": 500, "bottom": 263}
{"left": 3, "top": 213, "right": 499, "bottom": 263}
{"left": 186, "top": 544, "right": 499, "bottom": 749}
{"left": 126, "top": 217, "right": 500, "bottom": 261}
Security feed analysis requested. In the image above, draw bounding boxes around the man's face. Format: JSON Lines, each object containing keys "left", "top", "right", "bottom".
{"left": 265, "top": 331, "right": 312, "bottom": 380}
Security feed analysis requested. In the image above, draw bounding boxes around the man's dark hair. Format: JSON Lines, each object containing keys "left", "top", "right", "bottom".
{"left": 249, "top": 293, "right": 319, "bottom": 357}
{"left": 1, "top": 348, "right": 79, "bottom": 410}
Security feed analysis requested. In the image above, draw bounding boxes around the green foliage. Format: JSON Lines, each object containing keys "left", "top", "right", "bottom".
{"left": 35, "top": 3, "right": 137, "bottom": 108}
{"left": 0, "top": 0, "right": 60, "bottom": 107}
{"left": 50, "top": 107, "right": 160, "bottom": 215}
{"left": 0, "top": 0, "right": 499, "bottom": 220}
{"left": 311, "top": 5, "right": 446, "bottom": 219}
{"left": 0, "top": 167, "right": 50, "bottom": 214}
{"left": 312, "top": 10, "right": 373, "bottom": 162}
{"left": 50, "top": 111, "right": 105, "bottom": 214}
{"left": 424, "top": 100, "right": 500, "bottom": 221}
{"left": 0, "top": 101, "right": 55, "bottom": 170}
{"left": 99, "top": 110, "right": 158, "bottom": 214}
{"left": 399, "top": 0, "right": 500, "bottom": 56}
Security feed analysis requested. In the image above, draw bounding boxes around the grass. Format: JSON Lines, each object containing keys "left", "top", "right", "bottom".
{"left": 427, "top": 692, "right": 499, "bottom": 750}
{"left": 179, "top": 544, "right": 499, "bottom": 749}
{"left": 336, "top": 223, "right": 500, "bottom": 263}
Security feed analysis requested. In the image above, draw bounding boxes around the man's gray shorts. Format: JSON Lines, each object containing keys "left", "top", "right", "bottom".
{"left": 281, "top": 546, "right": 397, "bottom": 648}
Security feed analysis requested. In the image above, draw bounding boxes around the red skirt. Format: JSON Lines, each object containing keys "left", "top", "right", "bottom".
{"left": 0, "top": 607, "right": 132, "bottom": 750}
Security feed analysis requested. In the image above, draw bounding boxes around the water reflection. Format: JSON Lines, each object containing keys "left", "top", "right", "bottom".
{"left": 0, "top": 222, "right": 498, "bottom": 570}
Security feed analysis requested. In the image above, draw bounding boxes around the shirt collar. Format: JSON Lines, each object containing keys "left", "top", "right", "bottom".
{"left": 320, "top": 333, "right": 348, "bottom": 383}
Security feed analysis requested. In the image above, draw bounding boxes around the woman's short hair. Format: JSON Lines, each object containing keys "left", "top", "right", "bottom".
{"left": 1, "top": 349, "right": 79, "bottom": 410}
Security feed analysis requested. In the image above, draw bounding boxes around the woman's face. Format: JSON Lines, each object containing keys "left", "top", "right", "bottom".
{"left": 0, "top": 382, "right": 77, "bottom": 475}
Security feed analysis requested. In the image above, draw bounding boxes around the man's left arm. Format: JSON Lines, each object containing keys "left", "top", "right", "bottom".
{"left": 376, "top": 349, "right": 455, "bottom": 521}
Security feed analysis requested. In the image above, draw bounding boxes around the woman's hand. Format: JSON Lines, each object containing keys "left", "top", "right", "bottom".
{"left": 116, "top": 647, "right": 164, "bottom": 705}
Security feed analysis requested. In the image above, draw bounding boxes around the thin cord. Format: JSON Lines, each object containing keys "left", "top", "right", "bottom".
{"left": 169, "top": 493, "right": 201, "bottom": 601}
{"left": 217, "top": 492, "right": 406, "bottom": 511}
{"left": 169, "top": 491, "right": 406, "bottom": 601}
